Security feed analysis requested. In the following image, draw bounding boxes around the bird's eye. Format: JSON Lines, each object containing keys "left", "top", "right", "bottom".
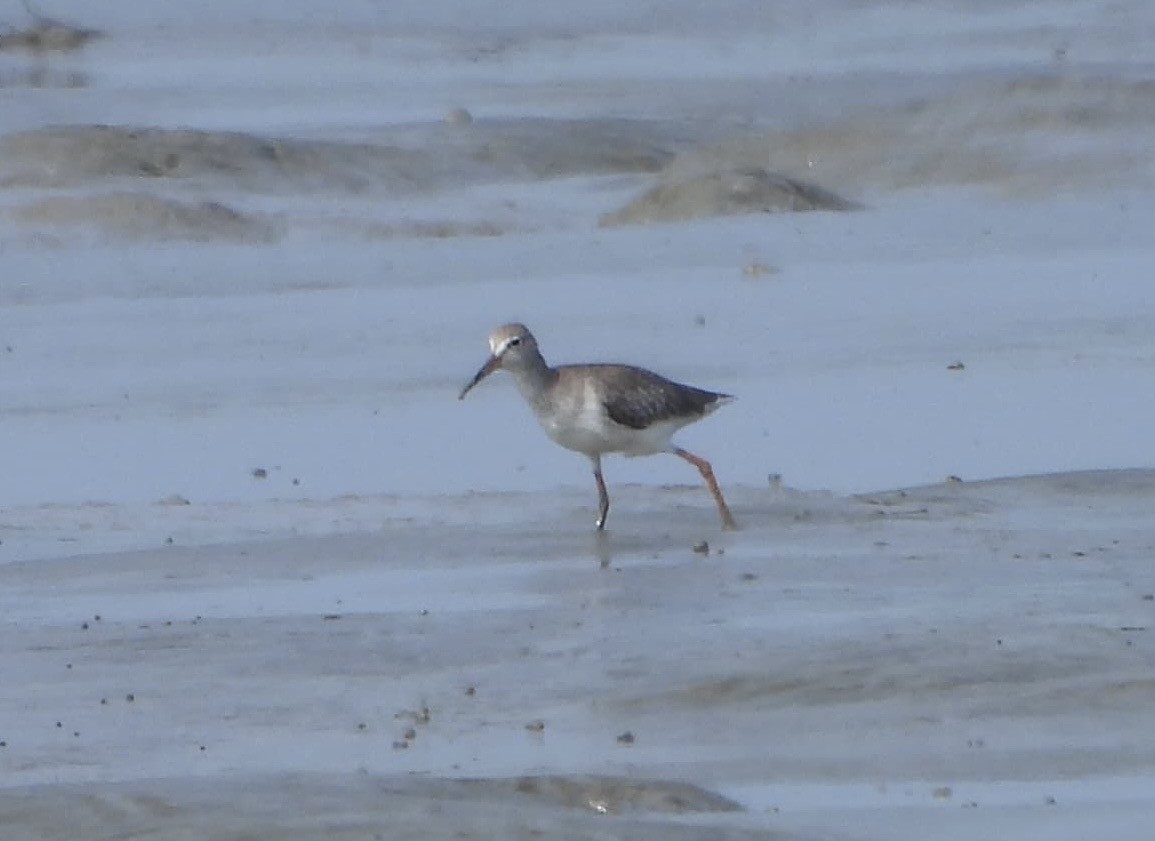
{"left": 507, "top": 337, "right": 522, "bottom": 347}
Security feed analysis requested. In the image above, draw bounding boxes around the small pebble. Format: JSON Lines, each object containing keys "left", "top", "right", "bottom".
{"left": 396, "top": 706, "right": 431, "bottom": 725}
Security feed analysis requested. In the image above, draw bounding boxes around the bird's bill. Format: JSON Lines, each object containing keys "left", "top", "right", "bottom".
{"left": 458, "top": 355, "right": 502, "bottom": 400}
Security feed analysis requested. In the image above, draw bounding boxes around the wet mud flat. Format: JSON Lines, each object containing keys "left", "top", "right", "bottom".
{"left": 1, "top": 471, "right": 1153, "bottom": 839}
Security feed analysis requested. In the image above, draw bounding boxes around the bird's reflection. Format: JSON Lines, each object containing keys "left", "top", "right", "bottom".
{"left": 592, "top": 529, "right": 613, "bottom": 569}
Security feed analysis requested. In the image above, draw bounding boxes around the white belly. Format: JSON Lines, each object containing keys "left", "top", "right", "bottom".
{"left": 536, "top": 403, "right": 679, "bottom": 457}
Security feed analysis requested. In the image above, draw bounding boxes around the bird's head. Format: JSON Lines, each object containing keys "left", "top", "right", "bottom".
{"left": 458, "top": 323, "right": 539, "bottom": 399}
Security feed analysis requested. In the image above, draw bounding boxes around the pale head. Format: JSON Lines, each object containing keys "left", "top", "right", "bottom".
{"left": 459, "top": 323, "right": 540, "bottom": 399}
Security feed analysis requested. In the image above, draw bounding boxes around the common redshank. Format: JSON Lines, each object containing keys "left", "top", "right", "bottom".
{"left": 459, "top": 323, "right": 737, "bottom": 530}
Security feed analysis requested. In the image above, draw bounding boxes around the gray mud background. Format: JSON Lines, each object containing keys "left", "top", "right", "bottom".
{"left": 3, "top": 1, "right": 1155, "bottom": 838}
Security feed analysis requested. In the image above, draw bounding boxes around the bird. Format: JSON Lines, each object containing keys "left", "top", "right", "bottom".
{"left": 458, "top": 323, "right": 737, "bottom": 530}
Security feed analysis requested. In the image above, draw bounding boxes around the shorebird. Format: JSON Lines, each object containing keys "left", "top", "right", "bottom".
{"left": 459, "top": 323, "right": 737, "bottom": 530}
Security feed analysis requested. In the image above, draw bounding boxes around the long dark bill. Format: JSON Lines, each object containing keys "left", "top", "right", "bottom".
{"left": 458, "top": 355, "right": 502, "bottom": 400}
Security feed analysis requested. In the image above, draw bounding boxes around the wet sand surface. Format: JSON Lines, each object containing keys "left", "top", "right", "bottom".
{"left": 2, "top": 472, "right": 1153, "bottom": 839}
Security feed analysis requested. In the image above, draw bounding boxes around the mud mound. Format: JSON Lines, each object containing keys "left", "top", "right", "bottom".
{"left": 867, "top": 468, "right": 1155, "bottom": 508}
{"left": 0, "top": 10, "right": 100, "bottom": 53}
{"left": 10, "top": 192, "right": 280, "bottom": 243}
{"left": 0, "top": 120, "right": 680, "bottom": 195}
{"left": 600, "top": 165, "right": 858, "bottom": 227}
{"left": 438, "top": 117, "right": 677, "bottom": 179}
{"left": 0, "top": 773, "right": 781, "bottom": 841}
{"left": 667, "top": 74, "right": 1155, "bottom": 195}
{"left": 470, "top": 775, "right": 742, "bottom": 813}
{"left": 0, "top": 125, "right": 421, "bottom": 193}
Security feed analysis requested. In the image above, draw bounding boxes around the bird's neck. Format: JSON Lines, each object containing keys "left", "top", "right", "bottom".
{"left": 509, "top": 353, "right": 557, "bottom": 410}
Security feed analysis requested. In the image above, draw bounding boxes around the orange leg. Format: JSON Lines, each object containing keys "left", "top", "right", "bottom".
{"left": 673, "top": 447, "right": 737, "bottom": 530}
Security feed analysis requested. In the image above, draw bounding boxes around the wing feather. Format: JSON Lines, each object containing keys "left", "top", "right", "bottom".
{"left": 560, "top": 365, "right": 728, "bottom": 430}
